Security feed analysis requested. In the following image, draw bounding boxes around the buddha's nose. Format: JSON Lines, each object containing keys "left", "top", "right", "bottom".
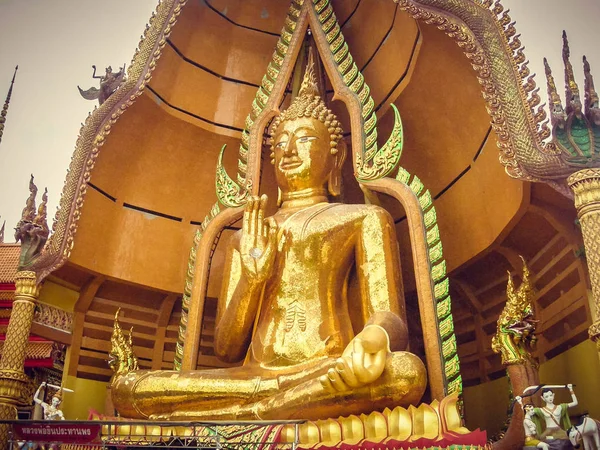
{"left": 284, "top": 139, "right": 297, "bottom": 156}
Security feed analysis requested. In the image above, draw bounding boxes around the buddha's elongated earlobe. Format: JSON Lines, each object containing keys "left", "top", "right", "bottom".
{"left": 328, "top": 140, "right": 347, "bottom": 197}
{"left": 328, "top": 169, "right": 341, "bottom": 197}
{"left": 277, "top": 187, "right": 283, "bottom": 206}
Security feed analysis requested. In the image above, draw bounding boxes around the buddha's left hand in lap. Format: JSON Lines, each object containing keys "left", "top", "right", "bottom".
{"left": 320, "top": 325, "right": 390, "bottom": 393}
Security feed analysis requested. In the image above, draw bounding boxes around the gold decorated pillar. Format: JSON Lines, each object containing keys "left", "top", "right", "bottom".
{"left": 542, "top": 33, "right": 600, "bottom": 357}
{"left": 569, "top": 169, "right": 600, "bottom": 350}
{"left": 0, "top": 272, "right": 40, "bottom": 421}
{"left": 0, "top": 176, "right": 50, "bottom": 445}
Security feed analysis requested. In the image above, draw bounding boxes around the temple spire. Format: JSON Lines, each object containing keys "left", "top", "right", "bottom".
{"left": 543, "top": 57, "right": 566, "bottom": 128}
{"left": 583, "top": 56, "right": 600, "bottom": 125}
{"left": 562, "top": 31, "right": 582, "bottom": 115}
{"left": 0, "top": 66, "right": 18, "bottom": 147}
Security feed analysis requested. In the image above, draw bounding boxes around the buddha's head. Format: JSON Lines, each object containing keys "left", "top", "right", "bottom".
{"left": 269, "top": 55, "right": 346, "bottom": 197}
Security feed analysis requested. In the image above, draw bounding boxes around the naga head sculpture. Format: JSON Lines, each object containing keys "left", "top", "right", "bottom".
{"left": 14, "top": 175, "right": 50, "bottom": 270}
{"left": 491, "top": 257, "right": 537, "bottom": 366}
{"left": 109, "top": 308, "right": 139, "bottom": 378}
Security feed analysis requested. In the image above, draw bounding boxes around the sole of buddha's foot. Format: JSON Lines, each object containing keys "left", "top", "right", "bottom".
{"left": 153, "top": 405, "right": 260, "bottom": 421}
{"left": 149, "top": 413, "right": 172, "bottom": 420}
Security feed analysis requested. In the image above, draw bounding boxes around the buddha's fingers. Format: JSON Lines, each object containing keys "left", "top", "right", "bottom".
{"left": 326, "top": 367, "right": 349, "bottom": 392}
{"left": 261, "top": 220, "right": 278, "bottom": 264}
{"left": 266, "top": 218, "right": 277, "bottom": 237}
{"left": 243, "top": 197, "right": 253, "bottom": 234}
{"left": 370, "top": 350, "right": 387, "bottom": 379}
{"left": 249, "top": 196, "right": 259, "bottom": 237}
{"left": 335, "top": 357, "right": 360, "bottom": 388}
{"left": 257, "top": 195, "right": 267, "bottom": 236}
{"left": 352, "top": 339, "right": 371, "bottom": 384}
{"left": 353, "top": 339, "right": 386, "bottom": 384}
{"left": 319, "top": 374, "right": 335, "bottom": 393}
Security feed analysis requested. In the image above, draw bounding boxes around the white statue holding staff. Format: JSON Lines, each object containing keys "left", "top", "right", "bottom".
{"left": 516, "top": 384, "right": 578, "bottom": 445}
{"left": 33, "top": 382, "right": 73, "bottom": 420}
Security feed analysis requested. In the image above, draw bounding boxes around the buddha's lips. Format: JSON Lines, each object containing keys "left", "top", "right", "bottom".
{"left": 280, "top": 159, "right": 302, "bottom": 170}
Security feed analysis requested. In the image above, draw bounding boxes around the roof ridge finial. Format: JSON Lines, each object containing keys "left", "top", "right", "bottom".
{"left": 583, "top": 56, "right": 600, "bottom": 125}
{"left": 33, "top": 187, "right": 49, "bottom": 232}
{"left": 562, "top": 31, "right": 582, "bottom": 114}
{"left": 0, "top": 65, "right": 18, "bottom": 147}
{"left": 544, "top": 57, "right": 566, "bottom": 128}
{"left": 20, "top": 174, "right": 38, "bottom": 223}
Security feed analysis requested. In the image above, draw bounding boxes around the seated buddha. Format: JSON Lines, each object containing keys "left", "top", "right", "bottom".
{"left": 111, "top": 59, "right": 427, "bottom": 421}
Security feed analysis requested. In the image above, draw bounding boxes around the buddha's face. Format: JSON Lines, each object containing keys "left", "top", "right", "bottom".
{"left": 272, "top": 117, "right": 334, "bottom": 193}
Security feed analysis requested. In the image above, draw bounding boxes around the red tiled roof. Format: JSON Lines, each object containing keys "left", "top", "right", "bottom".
{"left": 0, "top": 292, "right": 14, "bottom": 301}
{"left": 0, "top": 340, "right": 53, "bottom": 360}
{"left": 0, "top": 244, "right": 20, "bottom": 284}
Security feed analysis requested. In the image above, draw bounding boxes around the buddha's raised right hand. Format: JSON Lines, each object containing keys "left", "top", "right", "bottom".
{"left": 240, "top": 195, "right": 278, "bottom": 285}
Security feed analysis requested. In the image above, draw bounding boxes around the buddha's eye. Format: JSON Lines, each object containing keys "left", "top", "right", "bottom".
{"left": 297, "top": 136, "right": 316, "bottom": 143}
{"left": 275, "top": 141, "right": 287, "bottom": 149}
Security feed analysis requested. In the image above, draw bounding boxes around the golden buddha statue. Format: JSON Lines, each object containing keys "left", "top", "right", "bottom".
{"left": 111, "top": 58, "right": 427, "bottom": 421}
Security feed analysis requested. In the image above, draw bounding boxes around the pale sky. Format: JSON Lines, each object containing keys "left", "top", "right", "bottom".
{"left": 0, "top": 0, "right": 599, "bottom": 241}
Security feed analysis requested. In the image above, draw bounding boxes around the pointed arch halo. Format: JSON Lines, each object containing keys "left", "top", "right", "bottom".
{"left": 193, "top": 0, "right": 458, "bottom": 402}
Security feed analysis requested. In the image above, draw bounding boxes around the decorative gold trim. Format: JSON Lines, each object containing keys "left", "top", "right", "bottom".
{"left": 14, "top": 271, "right": 39, "bottom": 300}
{"left": 30, "top": 0, "right": 188, "bottom": 282}
{"left": 280, "top": 394, "right": 470, "bottom": 446}
{"left": 33, "top": 302, "right": 73, "bottom": 333}
{"left": 568, "top": 168, "right": 600, "bottom": 210}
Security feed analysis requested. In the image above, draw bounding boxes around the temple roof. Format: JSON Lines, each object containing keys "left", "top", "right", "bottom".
{"left": 0, "top": 244, "right": 20, "bottom": 284}
{"left": 0, "top": 340, "right": 54, "bottom": 365}
{"left": 65, "top": 0, "right": 516, "bottom": 294}
{"left": 39, "top": 0, "right": 592, "bottom": 387}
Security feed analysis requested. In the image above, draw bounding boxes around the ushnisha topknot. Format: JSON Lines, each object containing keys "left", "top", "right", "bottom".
{"left": 269, "top": 51, "right": 343, "bottom": 163}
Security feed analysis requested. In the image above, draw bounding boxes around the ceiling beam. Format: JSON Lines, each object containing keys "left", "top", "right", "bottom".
{"left": 68, "top": 275, "right": 105, "bottom": 377}
{"left": 452, "top": 278, "right": 482, "bottom": 313}
{"left": 152, "top": 294, "right": 178, "bottom": 369}
{"left": 74, "top": 276, "right": 106, "bottom": 313}
{"left": 529, "top": 203, "right": 580, "bottom": 247}
{"left": 495, "top": 246, "right": 524, "bottom": 273}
